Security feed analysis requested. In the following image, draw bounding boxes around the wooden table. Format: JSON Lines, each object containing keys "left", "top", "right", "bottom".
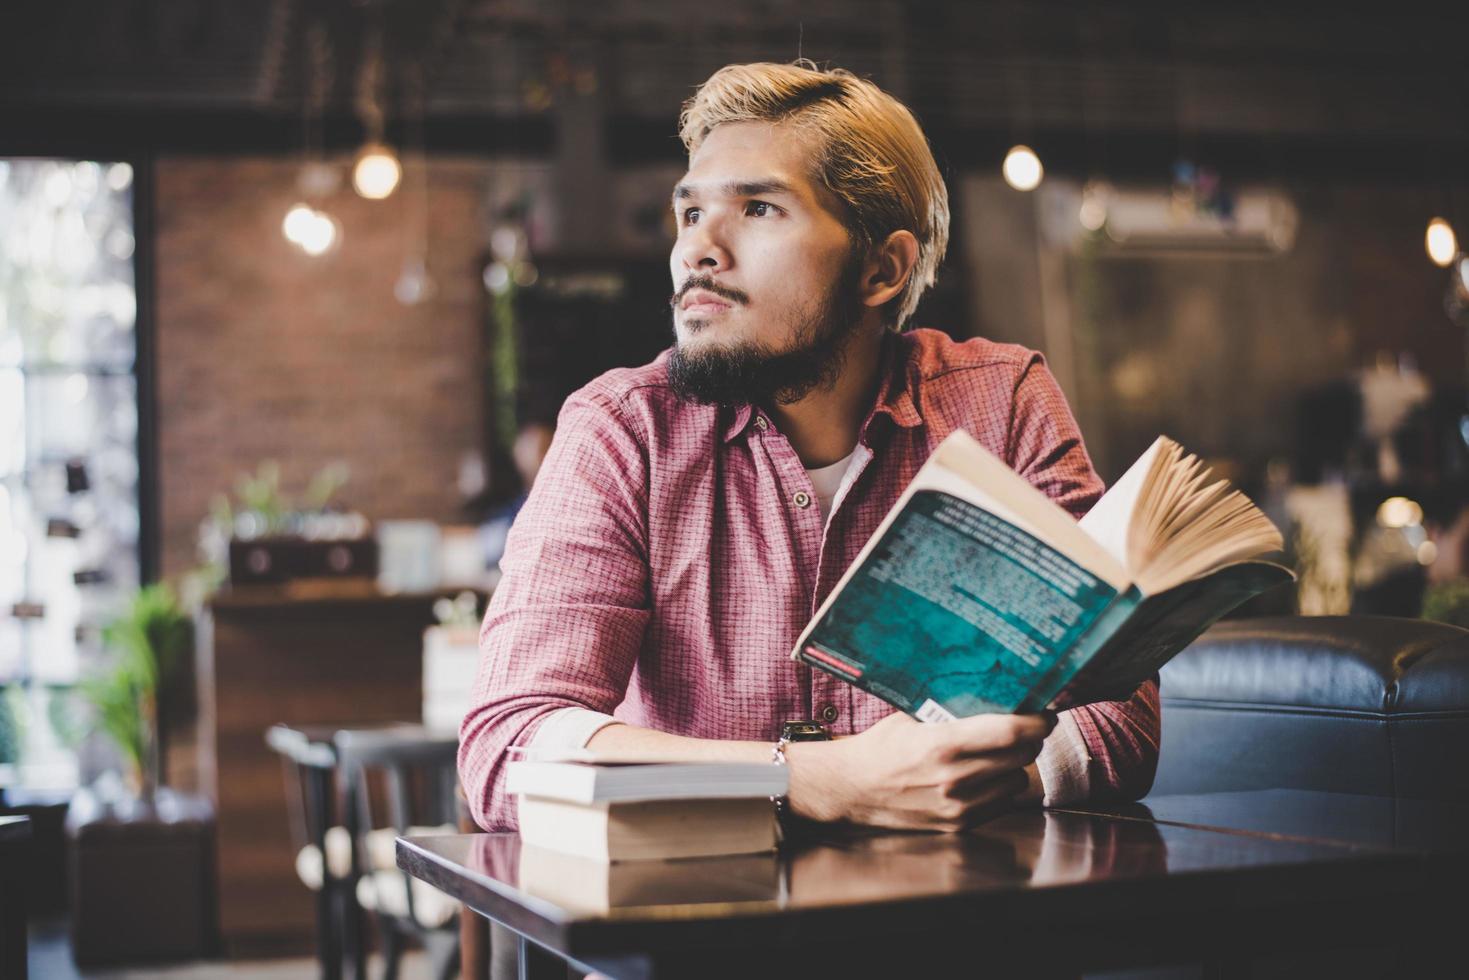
{"left": 398, "top": 791, "right": 1469, "bottom": 979}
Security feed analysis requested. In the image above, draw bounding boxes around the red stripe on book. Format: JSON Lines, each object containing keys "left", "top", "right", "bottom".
{"left": 803, "top": 646, "right": 863, "bottom": 678}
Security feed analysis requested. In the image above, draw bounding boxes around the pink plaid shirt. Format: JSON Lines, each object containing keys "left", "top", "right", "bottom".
{"left": 460, "top": 328, "right": 1160, "bottom": 830}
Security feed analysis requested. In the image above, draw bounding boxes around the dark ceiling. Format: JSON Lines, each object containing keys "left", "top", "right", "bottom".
{"left": 2, "top": 1, "right": 1465, "bottom": 179}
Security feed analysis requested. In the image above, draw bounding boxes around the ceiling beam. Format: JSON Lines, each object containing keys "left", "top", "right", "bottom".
{"left": 0, "top": 106, "right": 554, "bottom": 158}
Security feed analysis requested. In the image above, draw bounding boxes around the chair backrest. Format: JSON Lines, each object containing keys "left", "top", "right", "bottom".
{"left": 265, "top": 724, "right": 340, "bottom": 860}
{"left": 1152, "top": 615, "right": 1469, "bottom": 801}
{"left": 334, "top": 727, "right": 460, "bottom": 834}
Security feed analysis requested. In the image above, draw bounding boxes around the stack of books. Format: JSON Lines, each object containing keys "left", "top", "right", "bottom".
{"left": 506, "top": 750, "right": 789, "bottom": 862}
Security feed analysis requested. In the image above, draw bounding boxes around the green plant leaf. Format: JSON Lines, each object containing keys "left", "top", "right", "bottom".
{"left": 79, "top": 583, "right": 192, "bottom": 779}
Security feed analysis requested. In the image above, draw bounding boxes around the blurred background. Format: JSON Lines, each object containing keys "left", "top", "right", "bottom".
{"left": 2, "top": 1, "right": 1467, "bottom": 975}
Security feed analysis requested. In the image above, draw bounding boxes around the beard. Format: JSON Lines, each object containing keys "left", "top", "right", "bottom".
{"left": 666, "top": 255, "right": 866, "bottom": 408}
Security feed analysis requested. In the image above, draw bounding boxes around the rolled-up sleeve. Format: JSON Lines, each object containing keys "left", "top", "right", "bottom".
{"left": 1067, "top": 678, "right": 1161, "bottom": 801}
{"left": 458, "top": 388, "right": 651, "bottom": 830}
{"left": 1003, "top": 351, "right": 1162, "bottom": 803}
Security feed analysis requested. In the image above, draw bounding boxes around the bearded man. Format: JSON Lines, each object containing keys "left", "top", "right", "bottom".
{"left": 460, "top": 61, "right": 1159, "bottom": 833}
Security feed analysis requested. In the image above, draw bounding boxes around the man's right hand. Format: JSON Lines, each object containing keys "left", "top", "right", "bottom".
{"left": 784, "top": 710, "right": 1055, "bottom": 832}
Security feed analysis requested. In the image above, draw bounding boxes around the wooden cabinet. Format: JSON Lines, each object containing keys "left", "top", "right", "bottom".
{"left": 196, "top": 584, "right": 459, "bottom": 956}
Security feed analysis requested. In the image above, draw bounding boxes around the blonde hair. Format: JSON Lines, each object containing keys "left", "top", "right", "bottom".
{"left": 679, "top": 60, "right": 950, "bottom": 330}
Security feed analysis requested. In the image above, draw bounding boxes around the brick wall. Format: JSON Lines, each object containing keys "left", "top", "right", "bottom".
{"left": 153, "top": 156, "right": 541, "bottom": 581}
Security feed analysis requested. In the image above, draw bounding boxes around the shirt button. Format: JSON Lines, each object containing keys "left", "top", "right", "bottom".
{"left": 819, "top": 704, "right": 839, "bottom": 723}
{"left": 793, "top": 490, "right": 812, "bottom": 509}
{"left": 753, "top": 415, "right": 768, "bottom": 432}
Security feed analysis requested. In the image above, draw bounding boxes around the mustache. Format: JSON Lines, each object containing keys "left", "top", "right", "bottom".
{"left": 669, "top": 277, "right": 749, "bottom": 310}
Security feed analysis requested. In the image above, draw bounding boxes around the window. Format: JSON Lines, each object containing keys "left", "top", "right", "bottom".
{"left": 0, "top": 159, "right": 142, "bottom": 790}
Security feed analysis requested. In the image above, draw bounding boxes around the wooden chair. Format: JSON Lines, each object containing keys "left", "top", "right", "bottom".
{"left": 334, "top": 727, "right": 461, "bottom": 980}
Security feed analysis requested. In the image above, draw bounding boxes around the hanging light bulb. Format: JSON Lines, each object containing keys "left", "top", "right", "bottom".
{"left": 1079, "top": 180, "right": 1111, "bottom": 231}
{"left": 482, "top": 261, "right": 510, "bottom": 294}
{"left": 297, "top": 210, "right": 340, "bottom": 256}
{"left": 394, "top": 257, "right": 435, "bottom": 305}
{"left": 353, "top": 142, "right": 402, "bottom": 200}
{"left": 284, "top": 203, "right": 339, "bottom": 256}
{"left": 1002, "top": 145, "right": 1044, "bottom": 192}
{"left": 1426, "top": 217, "right": 1457, "bottom": 267}
{"left": 282, "top": 203, "right": 318, "bottom": 245}
{"left": 297, "top": 162, "right": 341, "bottom": 199}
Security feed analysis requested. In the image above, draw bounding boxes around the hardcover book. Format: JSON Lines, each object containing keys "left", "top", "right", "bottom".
{"left": 505, "top": 755, "right": 789, "bottom": 805}
{"left": 516, "top": 796, "right": 779, "bottom": 863}
{"left": 791, "top": 430, "right": 1293, "bottom": 720}
{"left": 517, "top": 844, "right": 782, "bottom": 909}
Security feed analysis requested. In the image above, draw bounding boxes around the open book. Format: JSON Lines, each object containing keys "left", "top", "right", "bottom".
{"left": 791, "top": 431, "right": 1293, "bottom": 720}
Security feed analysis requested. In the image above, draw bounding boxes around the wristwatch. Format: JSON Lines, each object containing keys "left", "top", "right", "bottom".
{"left": 771, "top": 720, "right": 832, "bottom": 823}
{"left": 772, "top": 720, "right": 831, "bottom": 762}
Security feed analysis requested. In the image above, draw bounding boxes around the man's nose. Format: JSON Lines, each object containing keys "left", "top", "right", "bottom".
{"left": 677, "top": 218, "right": 731, "bottom": 274}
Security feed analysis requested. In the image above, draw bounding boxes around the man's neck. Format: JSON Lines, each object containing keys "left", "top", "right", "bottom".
{"left": 767, "top": 324, "right": 887, "bottom": 469}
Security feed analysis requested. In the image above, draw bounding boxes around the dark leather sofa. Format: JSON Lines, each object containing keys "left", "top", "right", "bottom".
{"left": 1152, "top": 615, "right": 1469, "bottom": 801}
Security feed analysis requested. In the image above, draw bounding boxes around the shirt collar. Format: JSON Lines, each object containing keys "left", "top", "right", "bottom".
{"left": 718, "top": 331, "right": 925, "bottom": 445}
{"left": 720, "top": 403, "right": 756, "bottom": 443}
{"left": 862, "top": 329, "right": 924, "bottom": 435}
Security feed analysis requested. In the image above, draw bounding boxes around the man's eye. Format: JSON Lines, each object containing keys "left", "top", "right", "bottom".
{"left": 745, "top": 201, "right": 776, "bottom": 217}
{"left": 680, "top": 208, "right": 701, "bottom": 225}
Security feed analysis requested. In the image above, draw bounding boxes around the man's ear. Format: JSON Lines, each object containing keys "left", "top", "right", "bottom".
{"left": 859, "top": 230, "right": 920, "bottom": 311}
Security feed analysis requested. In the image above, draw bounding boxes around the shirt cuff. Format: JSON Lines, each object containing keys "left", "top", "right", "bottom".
{"left": 527, "top": 706, "right": 621, "bottom": 752}
{"left": 1036, "top": 710, "right": 1091, "bottom": 806}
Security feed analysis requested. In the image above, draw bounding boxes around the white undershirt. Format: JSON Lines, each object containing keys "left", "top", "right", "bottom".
{"left": 806, "top": 450, "right": 858, "bottom": 525}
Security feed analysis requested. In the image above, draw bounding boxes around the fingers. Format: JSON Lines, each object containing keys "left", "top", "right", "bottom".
{"left": 925, "top": 716, "right": 1051, "bottom": 832}
{"left": 932, "top": 712, "right": 1055, "bottom": 760}
{"left": 929, "top": 768, "right": 1031, "bottom": 832}
{"left": 956, "top": 769, "right": 1031, "bottom": 830}
{"left": 843, "top": 710, "right": 1057, "bottom": 833}
{"left": 941, "top": 744, "right": 1044, "bottom": 797}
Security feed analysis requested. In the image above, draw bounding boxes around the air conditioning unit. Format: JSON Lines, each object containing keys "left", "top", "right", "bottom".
{"left": 1096, "top": 186, "right": 1299, "bottom": 257}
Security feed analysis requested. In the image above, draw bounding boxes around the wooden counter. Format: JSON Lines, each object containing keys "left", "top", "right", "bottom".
{"left": 196, "top": 582, "right": 481, "bottom": 956}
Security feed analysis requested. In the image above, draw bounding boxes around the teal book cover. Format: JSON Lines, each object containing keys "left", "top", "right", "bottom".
{"left": 795, "top": 490, "right": 1134, "bottom": 720}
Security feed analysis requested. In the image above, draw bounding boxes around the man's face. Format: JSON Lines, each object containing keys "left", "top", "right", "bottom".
{"left": 667, "top": 121, "right": 866, "bottom": 406}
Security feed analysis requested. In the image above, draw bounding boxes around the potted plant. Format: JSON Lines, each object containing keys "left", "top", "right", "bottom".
{"left": 68, "top": 583, "right": 215, "bottom": 964}
{"left": 79, "top": 583, "right": 192, "bottom": 803}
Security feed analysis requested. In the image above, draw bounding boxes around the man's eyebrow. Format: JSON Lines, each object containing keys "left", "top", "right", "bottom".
{"left": 671, "top": 179, "right": 797, "bottom": 204}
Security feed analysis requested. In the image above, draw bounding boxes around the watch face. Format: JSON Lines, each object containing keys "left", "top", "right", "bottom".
{"left": 781, "top": 721, "right": 831, "bottom": 741}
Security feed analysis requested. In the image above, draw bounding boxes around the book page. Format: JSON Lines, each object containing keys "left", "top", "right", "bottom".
{"left": 1117, "top": 439, "right": 1284, "bottom": 594}
{"left": 1077, "top": 438, "right": 1166, "bottom": 571}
